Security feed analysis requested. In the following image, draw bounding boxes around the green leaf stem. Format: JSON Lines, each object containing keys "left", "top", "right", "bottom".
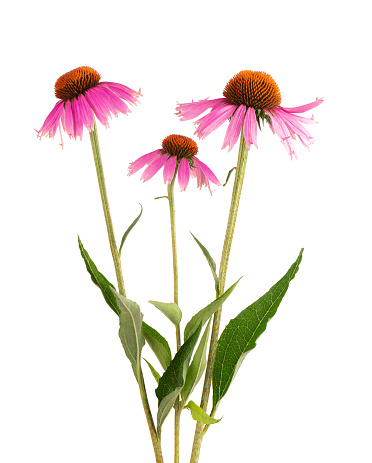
{"left": 212, "top": 249, "right": 304, "bottom": 410}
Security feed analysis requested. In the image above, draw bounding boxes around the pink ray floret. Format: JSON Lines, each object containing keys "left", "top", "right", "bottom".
{"left": 37, "top": 81, "right": 141, "bottom": 147}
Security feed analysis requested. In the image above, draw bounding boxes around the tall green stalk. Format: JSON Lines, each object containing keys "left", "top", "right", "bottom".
{"left": 89, "top": 119, "right": 163, "bottom": 463}
{"left": 167, "top": 162, "right": 182, "bottom": 463}
{"left": 189, "top": 132, "right": 249, "bottom": 463}
{"left": 89, "top": 119, "right": 126, "bottom": 297}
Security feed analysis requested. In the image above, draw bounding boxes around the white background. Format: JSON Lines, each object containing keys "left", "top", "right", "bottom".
{"left": 1, "top": 1, "right": 371, "bottom": 462}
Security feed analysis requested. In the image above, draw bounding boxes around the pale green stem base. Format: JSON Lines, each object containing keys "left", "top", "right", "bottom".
{"left": 138, "top": 371, "right": 164, "bottom": 463}
{"left": 89, "top": 120, "right": 126, "bottom": 297}
{"left": 189, "top": 133, "right": 249, "bottom": 463}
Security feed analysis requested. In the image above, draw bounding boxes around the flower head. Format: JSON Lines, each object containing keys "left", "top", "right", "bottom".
{"left": 37, "top": 66, "right": 141, "bottom": 147}
{"left": 128, "top": 134, "right": 220, "bottom": 193}
{"left": 176, "top": 70, "right": 323, "bottom": 159}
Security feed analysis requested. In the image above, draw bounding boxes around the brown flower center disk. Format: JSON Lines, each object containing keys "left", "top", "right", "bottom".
{"left": 55, "top": 66, "right": 101, "bottom": 100}
{"left": 223, "top": 70, "right": 281, "bottom": 109}
{"left": 162, "top": 134, "right": 198, "bottom": 158}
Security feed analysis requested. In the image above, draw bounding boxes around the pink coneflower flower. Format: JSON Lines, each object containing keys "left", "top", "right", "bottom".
{"left": 176, "top": 70, "right": 323, "bottom": 159}
{"left": 128, "top": 134, "right": 220, "bottom": 193}
{"left": 37, "top": 66, "right": 141, "bottom": 147}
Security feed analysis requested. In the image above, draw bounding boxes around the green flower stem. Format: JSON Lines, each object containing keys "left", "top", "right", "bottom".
{"left": 138, "top": 371, "right": 164, "bottom": 463}
{"left": 189, "top": 132, "right": 249, "bottom": 463}
{"left": 90, "top": 120, "right": 163, "bottom": 463}
{"left": 167, "top": 163, "right": 182, "bottom": 463}
{"left": 167, "top": 165, "right": 180, "bottom": 310}
{"left": 89, "top": 120, "right": 126, "bottom": 297}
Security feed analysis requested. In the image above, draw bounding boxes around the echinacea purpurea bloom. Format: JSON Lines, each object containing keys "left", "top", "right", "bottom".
{"left": 128, "top": 134, "right": 220, "bottom": 193}
{"left": 37, "top": 66, "right": 141, "bottom": 146}
{"left": 176, "top": 70, "right": 323, "bottom": 158}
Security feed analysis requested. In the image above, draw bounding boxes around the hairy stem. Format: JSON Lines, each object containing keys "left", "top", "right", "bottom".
{"left": 89, "top": 120, "right": 126, "bottom": 297}
{"left": 138, "top": 371, "right": 164, "bottom": 463}
{"left": 167, "top": 167, "right": 179, "bottom": 307}
{"left": 189, "top": 133, "right": 249, "bottom": 463}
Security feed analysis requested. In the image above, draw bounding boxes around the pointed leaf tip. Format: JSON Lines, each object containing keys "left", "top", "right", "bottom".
{"left": 119, "top": 204, "right": 143, "bottom": 256}
{"left": 190, "top": 233, "right": 220, "bottom": 296}
{"left": 184, "top": 277, "right": 241, "bottom": 341}
{"left": 148, "top": 300, "right": 182, "bottom": 325}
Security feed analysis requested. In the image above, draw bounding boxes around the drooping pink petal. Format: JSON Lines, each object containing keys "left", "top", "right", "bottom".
{"left": 71, "top": 97, "right": 84, "bottom": 140}
{"left": 193, "top": 165, "right": 209, "bottom": 191}
{"left": 128, "top": 149, "right": 164, "bottom": 175}
{"left": 194, "top": 101, "right": 236, "bottom": 140}
{"left": 92, "top": 86, "right": 118, "bottom": 119}
{"left": 163, "top": 155, "right": 177, "bottom": 184}
{"left": 140, "top": 154, "right": 168, "bottom": 182}
{"left": 98, "top": 85, "right": 131, "bottom": 116}
{"left": 281, "top": 97, "right": 324, "bottom": 113}
{"left": 178, "top": 158, "right": 191, "bottom": 191}
{"left": 275, "top": 108, "right": 314, "bottom": 145}
{"left": 101, "top": 82, "right": 141, "bottom": 105}
{"left": 78, "top": 94, "right": 95, "bottom": 132}
{"left": 269, "top": 111, "right": 296, "bottom": 159}
{"left": 84, "top": 87, "right": 111, "bottom": 127}
{"left": 192, "top": 158, "right": 220, "bottom": 186}
{"left": 191, "top": 158, "right": 220, "bottom": 193}
{"left": 176, "top": 98, "right": 226, "bottom": 121}
{"left": 222, "top": 104, "right": 246, "bottom": 151}
{"left": 62, "top": 99, "right": 74, "bottom": 137}
{"left": 277, "top": 108, "right": 317, "bottom": 125}
{"left": 243, "top": 107, "right": 258, "bottom": 149}
{"left": 37, "top": 100, "right": 64, "bottom": 139}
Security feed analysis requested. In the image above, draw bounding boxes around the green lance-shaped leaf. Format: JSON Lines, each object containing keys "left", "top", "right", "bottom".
{"left": 184, "top": 278, "right": 241, "bottom": 341}
{"left": 155, "top": 323, "right": 202, "bottom": 432}
{"left": 143, "top": 359, "right": 161, "bottom": 384}
{"left": 212, "top": 249, "right": 304, "bottom": 410}
{"left": 78, "top": 236, "right": 120, "bottom": 316}
{"left": 148, "top": 301, "right": 182, "bottom": 326}
{"left": 108, "top": 288, "right": 145, "bottom": 383}
{"left": 142, "top": 322, "right": 172, "bottom": 370}
{"left": 118, "top": 204, "right": 143, "bottom": 257}
{"left": 190, "top": 233, "right": 220, "bottom": 296}
{"left": 181, "top": 320, "right": 211, "bottom": 405}
{"left": 185, "top": 401, "right": 221, "bottom": 425}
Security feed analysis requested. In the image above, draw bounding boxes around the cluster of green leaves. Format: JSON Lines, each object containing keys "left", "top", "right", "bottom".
{"left": 78, "top": 231, "right": 303, "bottom": 435}
{"left": 78, "top": 236, "right": 238, "bottom": 432}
